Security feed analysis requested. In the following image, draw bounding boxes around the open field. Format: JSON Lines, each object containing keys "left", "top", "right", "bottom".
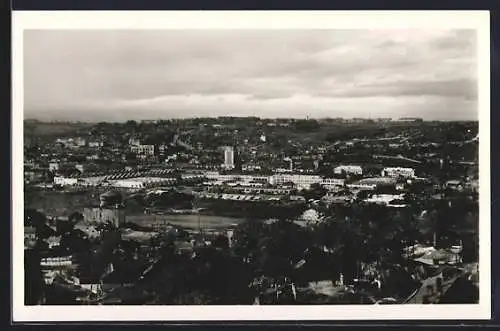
{"left": 126, "top": 214, "right": 246, "bottom": 230}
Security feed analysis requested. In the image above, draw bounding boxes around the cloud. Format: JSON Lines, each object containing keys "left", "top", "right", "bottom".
{"left": 23, "top": 29, "right": 478, "bottom": 121}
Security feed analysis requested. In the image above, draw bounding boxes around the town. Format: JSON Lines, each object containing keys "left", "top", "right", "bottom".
{"left": 24, "top": 116, "right": 479, "bottom": 305}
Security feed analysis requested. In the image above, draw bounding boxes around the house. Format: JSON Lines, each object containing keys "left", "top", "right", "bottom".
{"left": 46, "top": 236, "right": 62, "bottom": 249}
{"left": 446, "top": 180, "right": 464, "bottom": 191}
{"left": 24, "top": 226, "right": 37, "bottom": 249}
{"left": 49, "top": 162, "right": 60, "bottom": 172}
{"left": 412, "top": 248, "right": 462, "bottom": 266}
{"left": 88, "top": 141, "right": 104, "bottom": 148}
{"left": 53, "top": 176, "right": 78, "bottom": 186}
{"left": 363, "top": 194, "right": 406, "bottom": 206}
{"left": 381, "top": 167, "right": 415, "bottom": 178}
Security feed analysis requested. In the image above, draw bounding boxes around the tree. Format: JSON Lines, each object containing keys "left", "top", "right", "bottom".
{"left": 302, "top": 183, "right": 328, "bottom": 202}
{"left": 25, "top": 209, "right": 47, "bottom": 230}
{"left": 25, "top": 249, "right": 43, "bottom": 305}
{"left": 69, "top": 212, "right": 84, "bottom": 223}
{"left": 232, "top": 219, "right": 266, "bottom": 264}
{"left": 56, "top": 218, "right": 75, "bottom": 236}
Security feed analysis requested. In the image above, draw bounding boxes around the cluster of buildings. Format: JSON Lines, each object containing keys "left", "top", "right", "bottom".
{"left": 24, "top": 118, "right": 479, "bottom": 305}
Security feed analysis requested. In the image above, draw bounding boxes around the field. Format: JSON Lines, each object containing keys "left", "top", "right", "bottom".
{"left": 25, "top": 189, "right": 247, "bottom": 229}
{"left": 126, "top": 214, "right": 246, "bottom": 230}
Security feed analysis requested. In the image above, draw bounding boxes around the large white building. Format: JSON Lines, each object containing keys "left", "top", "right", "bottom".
{"left": 203, "top": 171, "right": 346, "bottom": 191}
{"left": 334, "top": 165, "right": 363, "bottom": 176}
{"left": 203, "top": 172, "right": 268, "bottom": 185}
{"left": 269, "top": 174, "right": 323, "bottom": 190}
{"left": 110, "top": 177, "right": 175, "bottom": 189}
{"left": 381, "top": 167, "right": 415, "bottom": 178}
{"left": 321, "top": 178, "right": 346, "bottom": 190}
{"left": 222, "top": 146, "right": 235, "bottom": 170}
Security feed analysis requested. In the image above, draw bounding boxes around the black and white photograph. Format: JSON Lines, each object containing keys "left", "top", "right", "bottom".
{"left": 12, "top": 11, "right": 491, "bottom": 321}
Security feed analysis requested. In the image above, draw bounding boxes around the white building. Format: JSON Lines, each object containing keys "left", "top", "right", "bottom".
{"left": 321, "top": 178, "right": 346, "bottom": 189}
{"left": 346, "top": 183, "right": 377, "bottom": 191}
{"left": 53, "top": 176, "right": 78, "bottom": 186}
{"left": 131, "top": 144, "right": 155, "bottom": 156}
{"left": 269, "top": 174, "right": 322, "bottom": 190}
{"left": 110, "top": 177, "right": 175, "bottom": 189}
{"left": 334, "top": 165, "right": 363, "bottom": 176}
{"left": 363, "top": 194, "right": 406, "bottom": 206}
{"left": 74, "top": 137, "right": 86, "bottom": 147}
{"left": 222, "top": 146, "right": 235, "bottom": 170}
{"left": 88, "top": 141, "right": 104, "bottom": 148}
{"left": 381, "top": 167, "right": 415, "bottom": 178}
{"left": 46, "top": 236, "right": 62, "bottom": 249}
{"left": 203, "top": 171, "right": 269, "bottom": 184}
{"left": 40, "top": 256, "right": 73, "bottom": 268}
{"left": 49, "top": 162, "right": 59, "bottom": 172}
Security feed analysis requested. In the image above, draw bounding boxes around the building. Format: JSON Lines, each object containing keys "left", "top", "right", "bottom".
{"left": 24, "top": 226, "right": 37, "bottom": 249}
{"left": 74, "top": 137, "right": 86, "bottom": 147}
{"left": 82, "top": 207, "right": 126, "bottom": 228}
{"left": 49, "top": 162, "right": 59, "bottom": 172}
{"left": 131, "top": 144, "right": 155, "bottom": 157}
{"left": 346, "top": 183, "right": 377, "bottom": 191}
{"left": 363, "top": 194, "right": 406, "bottom": 206}
{"left": 381, "top": 167, "right": 415, "bottom": 178}
{"left": 40, "top": 255, "right": 74, "bottom": 268}
{"left": 334, "top": 165, "right": 363, "bottom": 176}
{"left": 283, "top": 157, "right": 293, "bottom": 171}
{"left": 269, "top": 174, "right": 322, "bottom": 190}
{"left": 222, "top": 146, "right": 235, "bottom": 170}
{"left": 321, "top": 178, "right": 346, "bottom": 190}
{"left": 88, "top": 141, "right": 104, "bottom": 148}
{"left": 53, "top": 176, "right": 79, "bottom": 186}
{"left": 46, "top": 236, "right": 62, "bottom": 249}
{"left": 110, "top": 177, "right": 175, "bottom": 189}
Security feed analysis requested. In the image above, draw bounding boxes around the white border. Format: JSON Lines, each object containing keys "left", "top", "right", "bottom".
{"left": 12, "top": 10, "right": 491, "bottom": 322}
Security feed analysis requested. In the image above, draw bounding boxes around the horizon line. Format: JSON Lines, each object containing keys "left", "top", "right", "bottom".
{"left": 23, "top": 116, "right": 478, "bottom": 124}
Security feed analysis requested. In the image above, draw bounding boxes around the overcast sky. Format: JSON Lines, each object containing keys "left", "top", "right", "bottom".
{"left": 24, "top": 29, "right": 477, "bottom": 122}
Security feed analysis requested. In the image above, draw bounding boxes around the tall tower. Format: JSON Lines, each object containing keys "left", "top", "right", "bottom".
{"left": 223, "top": 146, "right": 235, "bottom": 170}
